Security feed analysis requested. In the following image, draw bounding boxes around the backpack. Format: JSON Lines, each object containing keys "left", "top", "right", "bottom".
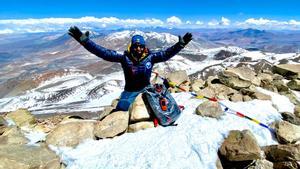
{"left": 142, "top": 83, "right": 182, "bottom": 126}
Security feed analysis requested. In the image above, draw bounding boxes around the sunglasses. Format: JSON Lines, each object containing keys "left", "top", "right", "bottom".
{"left": 132, "top": 43, "right": 145, "bottom": 49}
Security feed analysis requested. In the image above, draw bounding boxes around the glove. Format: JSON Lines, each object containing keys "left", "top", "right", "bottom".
{"left": 178, "top": 32, "right": 193, "bottom": 47}
{"left": 68, "top": 26, "right": 89, "bottom": 44}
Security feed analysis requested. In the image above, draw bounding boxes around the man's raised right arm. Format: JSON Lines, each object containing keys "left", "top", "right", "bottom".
{"left": 68, "top": 26, "right": 123, "bottom": 62}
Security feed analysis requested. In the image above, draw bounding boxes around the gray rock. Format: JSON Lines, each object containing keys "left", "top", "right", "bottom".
{"left": 218, "top": 67, "right": 261, "bottom": 89}
{"left": 196, "top": 101, "right": 224, "bottom": 119}
{"left": 295, "top": 105, "right": 300, "bottom": 118}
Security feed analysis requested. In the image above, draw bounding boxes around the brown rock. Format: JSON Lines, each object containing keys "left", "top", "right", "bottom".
{"left": 273, "top": 161, "right": 300, "bottom": 169}
{"left": 230, "top": 93, "right": 244, "bottom": 102}
{"left": 287, "top": 79, "right": 300, "bottom": 91}
{"left": 251, "top": 91, "right": 271, "bottom": 100}
{"left": 275, "top": 121, "right": 300, "bottom": 144}
{"left": 166, "top": 70, "right": 190, "bottom": 92}
{"left": 191, "top": 79, "right": 205, "bottom": 92}
{"left": 243, "top": 95, "right": 253, "bottom": 102}
{"left": 219, "top": 130, "right": 262, "bottom": 161}
{"left": 94, "top": 111, "right": 129, "bottom": 138}
{"left": 5, "top": 109, "right": 36, "bottom": 127}
{"left": 273, "top": 64, "right": 300, "bottom": 79}
{"left": 281, "top": 112, "right": 300, "bottom": 125}
{"left": 295, "top": 105, "right": 300, "bottom": 118}
{"left": 0, "top": 127, "right": 29, "bottom": 145}
{"left": 263, "top": 144, "right": 300, "bottom": 162}
{"left": 46, "top": 120, "right": 95, "bottom": 147}
{"left": 0, "top": 144, "right": 61, "bottom": 169}
{"left": 128, "top": 122, "right": 154, "bottom": 133}
{"left": 129, "top": 94, "right": 150, "bottom": 123}
{"left": 247, "top": 159, "right": 273, "bottom": 169}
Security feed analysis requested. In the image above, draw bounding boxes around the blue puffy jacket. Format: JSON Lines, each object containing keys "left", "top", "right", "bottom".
{"left": 83, "top": 39, "right": 184, "bottom": 91}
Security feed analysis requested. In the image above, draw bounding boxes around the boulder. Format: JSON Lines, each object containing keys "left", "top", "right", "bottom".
{"left": 273, "top": 161, "right": 300, "bottom": 169}
{"left": 275, "top": 121, "right": 300, "bottom": 144}
{"left": 219, "top": 130, "right": 262, "bottom": 161}
{"left": 263, "top": 144, "right": 300, "bottom": 162}
{"left": 230, "top": 93, "right": 243, "bottom": 102}
{"left": 5, "top": 109, "right": 36, "bottom": 127}
{"left": 99, "top": 106, "right": 114, "bottom": 120}
{"left": 273, "top": 79, "right": 289, "bottom": 92}
{"left": 94, "top": 111, "right": 129, "bottom": 138}
{"left": 191, "top": 79, "right": 205, "bottom": 92}
{"left": 251, "top": 91, "right": 271, "bottom": 100}
{"left": 0, "top": 144, "right": 61, "bottom": 169}
{"left": 247, "top": 159, "right": 273, "bottom": 169}
{"left": 197, "top": 84, "right": 238, "bottom": 100}
{"left": 196, "top": 101, "right": 224, "bottom": 119}
{"left": 218, "top": 67, "right": 261, "bottom": 89}
{"left": 128, "top": 122, "right": 154, "bottom": 133}
{"left": 166, "top": 70, "right": 190, "bottom": 92}
{"left": 0, "top": 127, "right": 29, "bottom": 145}
{"left": 243, "top": 95, "right": 253, "bottom": 102}
{"left": 287, "top": 79, "right": 300, "bottom": 91}
{"left": 281, "top": 112, "right": 300, "bottom": 125}
{"left": 273, "top": 64, "right": 300, "bottom": 79}
{"left": 129, "top": 94, "right": 150, "bottom": 123}
{"left": 46, "top": 120, "right": 95, "bottom": 147}
{"left": 295, "top": 105, "right": 300, "bottom": 118}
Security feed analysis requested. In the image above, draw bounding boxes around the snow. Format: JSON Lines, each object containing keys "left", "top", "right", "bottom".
{"left": 49, "top": 90, "right": 287, "bottom": 169}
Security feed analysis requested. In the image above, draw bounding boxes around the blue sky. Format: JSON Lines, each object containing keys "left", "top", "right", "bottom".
{"left": 0, "top": 0, "right": 299, "bottom": 20}
{"left": 0, "top": 0, "right": 300, "bottom": 33}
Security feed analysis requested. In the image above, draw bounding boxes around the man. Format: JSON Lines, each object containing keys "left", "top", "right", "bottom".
{"left": 68, "top": 26, "right": 192, "bottom": 111}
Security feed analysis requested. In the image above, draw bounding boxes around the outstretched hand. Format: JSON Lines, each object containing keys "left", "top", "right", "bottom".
{"left": 68, "top": 26, "right": 89, "bottom": 44}
{"left": 179, "top": 32, "right": 193, "bottom": 46}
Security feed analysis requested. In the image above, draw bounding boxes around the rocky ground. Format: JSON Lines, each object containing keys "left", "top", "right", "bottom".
{"left": 0, "top": 63, "right": 300, "bottom": 168}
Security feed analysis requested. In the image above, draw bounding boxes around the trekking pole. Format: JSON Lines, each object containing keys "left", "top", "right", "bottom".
{"left": 152, "top": 71, "right": 276, "bottom": 134}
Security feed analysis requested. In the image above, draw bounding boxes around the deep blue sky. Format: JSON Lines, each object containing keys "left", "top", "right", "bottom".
{"left": 0, "top": 0, "right": 299, "bottom": 21}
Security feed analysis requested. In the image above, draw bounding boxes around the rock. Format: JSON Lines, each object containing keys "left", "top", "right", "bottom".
{"left": 274, "top": 161, "right": 300, "bottom": 169}
{"left": 295, "top": 105, "right": 300, "bottom": 118}
{"left": 273, "top": 79, "right": 289, "bottom": 92}
{"left": 99, "top": 106, "right": 114, "bottom": 120}
{"left": 230, "top": 93, "right": 243, "bottom": 102}
{"left": 263, "top": 144, "right": 300, "bottom": 162}
{"left": 94, "top": 111, "right": 129, "bottom": 138}
{"left": 273, "top": 64, "right": 300, "bottom": 79}
{"left": 197, "top": 84, "right": 238, "bottom": 100}
{"left": 128, "top": 122, "right": 154, "bottom": 133}
{"left": 196, "top": 101, "right": 224, "bottom": 119}
{"left": 218, "top": 67, "right": 261, "bottom": 89}
{"left": 0, "top": 116, "right": 7, "bottom": 135}
{"left": 219, "top": 130, "right": 262, "bottom": 161}
{"left": 287, "top": 79, "right": 300, "bottom": 91}
{"left": 214, "top": 50, "right": 237, "bottom": 60}
{"left": 166, "top": 70, "right": 190, "bottom": 92}
{"left": 205, "top": 76, "right": 221, "bottom": 86}
{"left": 5, "top": 109, "right": 36, "bottom": 127}
{"left": 251, "top": 91, "right": 271, "bottom": 100}
{"left": 243, "top": 95, "right": 253, "bottom": 102}
{"left": 0, "top": 127, "right": 29, "bottom": 145}
{"left": 280, "top": 90, "right": 300, "bottom": 105}
{"left": 281, "top": 112, "right": 300, "bottom": 125}
{"left": 46, "top": 120, "right": 95, "bottom": 147}
{"left": 191, "top": 79, "right": 205, "bottom": 92}
{"left": 275, "top": 121, "right": 300, "bottom": 144}
{"left": 0, "top": 144, "right": 61, "bottom": 169}
{"left": 247, "top": 159, "right": 273, "bottom": 169}
{"left": 129, "top": 94, "right": 150, "bottom": 123}
{"left": 216, "top": 156, "right": 223, "bottom": 169}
